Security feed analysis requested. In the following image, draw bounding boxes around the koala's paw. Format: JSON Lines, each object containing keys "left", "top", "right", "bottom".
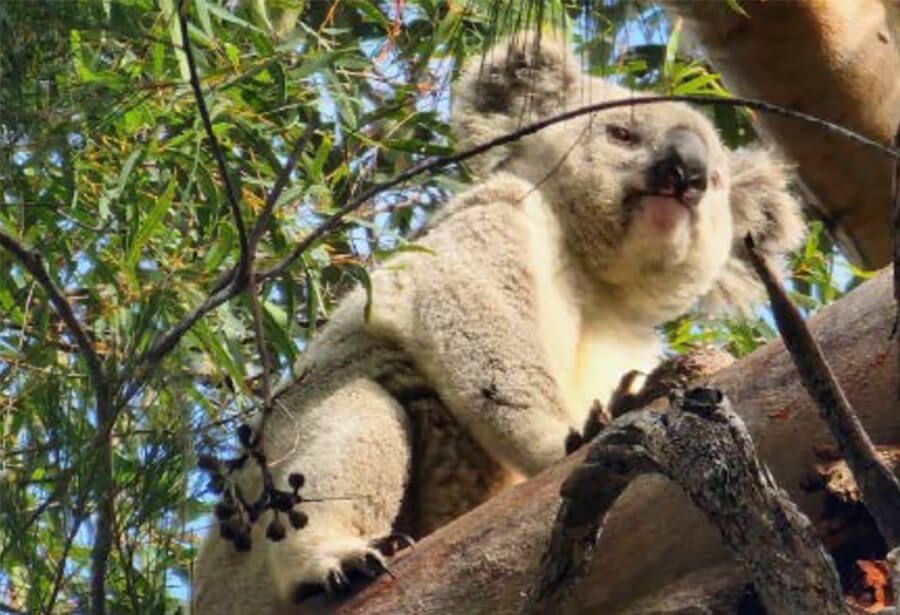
{"left": 289, "top": 533, "right": 413, "bottom": 603}
{"left": 289, "top": 537, "right": 388, "bottom": 602}
{"left": 609, "top": 348, "right": 736, "bottom": 418}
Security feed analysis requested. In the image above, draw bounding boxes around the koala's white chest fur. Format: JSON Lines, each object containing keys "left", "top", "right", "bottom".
{"left": 524, "top": 194, "right": 660, "bottom": 426}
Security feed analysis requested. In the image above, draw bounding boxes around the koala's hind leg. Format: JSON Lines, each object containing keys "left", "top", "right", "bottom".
{"left": 264, "top": 375, "right": 412, "bottom": 603}
{"left": 195, "top": 375, "right": 411, "bottom": 613}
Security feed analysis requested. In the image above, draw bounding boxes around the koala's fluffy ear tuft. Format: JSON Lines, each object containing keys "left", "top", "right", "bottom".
{"left": 700, "top": 148, "right": 806, "bottom": 314}
{"left": 452, "top": 31, "right": 581, "bottom": 178}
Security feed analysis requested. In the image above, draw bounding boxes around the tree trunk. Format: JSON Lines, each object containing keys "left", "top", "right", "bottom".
{"left": 313, "top": 269, "right": 900, "bottom": 615}
{"left": 664, "top": 0, "right": 900, "bottom": 269}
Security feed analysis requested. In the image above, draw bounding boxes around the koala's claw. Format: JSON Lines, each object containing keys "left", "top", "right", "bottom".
{"left": 370, "top": 531, "right": 414, "bottom": 557}
{"left": 608, "top": 369, "right": 646, "bottom": 419}
{"left": 566, "top": 399, "right": 610, "bottom": 455}
{"left": 326, "top": 567, "right": 351, "bottom": 593}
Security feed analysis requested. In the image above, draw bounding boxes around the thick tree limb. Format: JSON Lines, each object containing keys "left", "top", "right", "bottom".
{"left": 531, "top": 387, "right": 847, "bottom": 614}
{"left": 326, "top": 269, "right": 900, "bottom": 615}
{"left": 746, "top": 236, "right": 900, "bottom": 547}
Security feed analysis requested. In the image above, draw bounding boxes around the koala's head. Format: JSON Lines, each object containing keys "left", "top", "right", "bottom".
{"left": 453, "top": 32, "right": 804, "bottom": 324}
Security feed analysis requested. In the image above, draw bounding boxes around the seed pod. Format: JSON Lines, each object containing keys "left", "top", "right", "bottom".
{"left": 219, "top": 518, "right": 238, "bottom": 540}
{"left": 214, "top": 502, "right": 236, "bottom": 520}
{"left": 270, "top": 489, "right": 294, "bottom": 513}
{"left": 288, "top": 472, "right": 305, "bottom": 491}
{"left": 288, "top": 509, "right": 308, "bottom": 530}
{"left": 207, "top": 475, "right": 225, "bottom": 495}
{"left": 232, "top": 530, "right": 252, "bottom": 552}
{"left": 197, "top": 455, "right": 219, "bottom": 472}
{"left": 266, "top": 517, "right": 286, "bottom": 542}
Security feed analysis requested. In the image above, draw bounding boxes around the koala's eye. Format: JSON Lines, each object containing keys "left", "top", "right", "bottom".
{"left": 606, "top": 124, "right": 640, "bottom": 146}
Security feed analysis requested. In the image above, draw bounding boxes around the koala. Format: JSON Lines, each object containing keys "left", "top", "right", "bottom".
{"left": 192, "top": 32, "right": 804, "bottom": 614}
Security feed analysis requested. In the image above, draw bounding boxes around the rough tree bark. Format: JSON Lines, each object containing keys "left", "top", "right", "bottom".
{"left": 663, "top": 0, "right": 900, "bottom": 269}
{"left": 314, "top": 268, "right": 900, "bottom": 615}
{"left": 531, "top": 388, "right": 848, "bottom": 614}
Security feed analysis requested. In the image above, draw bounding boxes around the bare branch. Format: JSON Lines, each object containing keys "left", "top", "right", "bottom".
{"left": 745, "top": 234, "right": 900, "bottom": 547}
{"left": 177, "top": 0, "right": 249, "bottom": 277}
{"left": 247, "top": 274, "right": 273, "bottom": 406}
{"left": 0, "top": 230, "right": 103, "bottom": 388}
{"left": 245, "top": 119, "right": 318, "bottom": 406}
{"left": 892, "top": 122, "right": 900, "bottom": 388}
{"left": 328, "top": 270, "right": 897, "bottom": 614}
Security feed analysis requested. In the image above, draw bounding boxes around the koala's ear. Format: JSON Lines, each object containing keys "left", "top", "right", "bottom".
{"left": 699, "top": 147, "right": 806, "bottom": 314}
{"left": 452, "top": 31, "right": 581, "bottom": 177}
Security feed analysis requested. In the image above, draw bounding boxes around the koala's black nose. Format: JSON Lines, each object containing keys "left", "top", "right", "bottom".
{"left": 647, "top": 128, "right": 708, "bottom": 206}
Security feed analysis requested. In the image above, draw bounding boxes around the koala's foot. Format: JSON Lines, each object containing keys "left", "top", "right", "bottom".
{"left": 609, "top": 348, "right": 736, "bottom": 418}
{"left": 289, "top": 536, "right": 392, "bottom": 602}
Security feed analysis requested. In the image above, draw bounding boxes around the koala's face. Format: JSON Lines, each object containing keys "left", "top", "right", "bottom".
{"left": 454, "top": 33, "right": 804, "bottom": 322}
{"left": 514, "top": 92, "right": 735, "bottom": 323}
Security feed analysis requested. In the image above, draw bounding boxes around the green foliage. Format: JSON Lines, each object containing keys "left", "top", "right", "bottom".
{"left": 0, "top": 1, "right": 848, "bottom": 612}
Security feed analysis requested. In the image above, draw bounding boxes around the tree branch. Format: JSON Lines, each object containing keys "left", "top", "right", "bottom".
{"left": 0, "top": 229, "right": 117, "bottom": 615}
{"left": 745, "top": 235, "right": 900, "bottom": 548}
{"left": 177, "top": 0, "right": 249, "bottom": 278}
{"left": 328, "top": 269, "right": 899, "bottom": 615}
{"left": 0, "top": 230, "right": 102, "bottom": 388}
{"left": 248, "top": 118, "right": 318, "bottom": 254}
{"left": 260, "top": 93, "right": 900, "bottom": 280}
{"left": 531, "top": 388, "right": 848, "bottom": 614}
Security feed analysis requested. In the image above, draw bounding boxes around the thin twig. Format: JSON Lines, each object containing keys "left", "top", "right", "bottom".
{"left": 139, "top": 94, "right": 900, "bottom": 387}
{"left": 119, "top": 84, "right": 316, "bottom": 407}
{"left": 0, "top": 230, "right": 117, "bottom": 615}
{"left": 745, "top": 234, "right": 900, "bottom": 547}
{"left": 0, "top": 230, "right": 102, "bottom": 388}
{"left": 177, "top": 0, "right": 249, "bottom": 278}
{"left": 247, "top": 273, "right": 273, "bottom": 406}
{"left": 244, "top": 121, "right": 318, "bottom": 407}
{"left": 891, "top": 122, "right": 900, "bottom": 396}
{"left": 260, "top": 94, "right": 900, "bottom": 280}
{"left": 248, "top": 119, "right": 319, "bottom": 253}
{"left": 44, "top": 491, "right": 91, "bottom": 613}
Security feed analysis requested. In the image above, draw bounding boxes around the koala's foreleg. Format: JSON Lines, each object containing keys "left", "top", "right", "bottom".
{"left": 411, "top": 275, "right": 574, "bottom": 476}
